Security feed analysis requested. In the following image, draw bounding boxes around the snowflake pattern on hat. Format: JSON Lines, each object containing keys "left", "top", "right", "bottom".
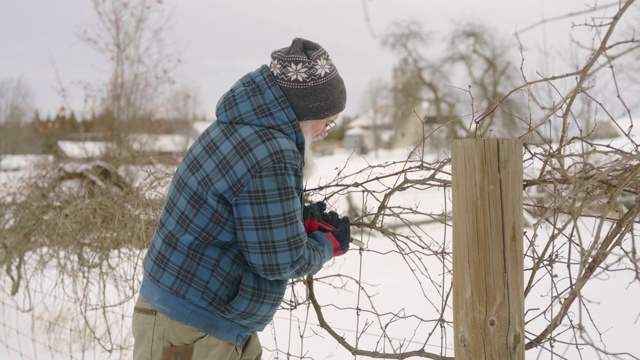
{"left": 287, "top": 63, "right": 308, "bottom": 82}
{"left": 268, "top": 38, "right": 346, "bottom": 120}
{"left": 270, "top": 45, "right": 338, "bottom": 88}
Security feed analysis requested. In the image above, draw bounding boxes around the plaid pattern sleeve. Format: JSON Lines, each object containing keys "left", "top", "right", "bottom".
{"left": 233, "top": 150, "right": 333, "bottom": 280}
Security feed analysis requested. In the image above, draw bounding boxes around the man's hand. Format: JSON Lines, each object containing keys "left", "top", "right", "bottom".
{"left": 319, "top": 210, "right": 340, "bottom": 229}
{"left": 317, "top": 212, "right": 350, "bottom": 256}
{"left": 325, "top": 216, "right": 350, "bottom": 256}
{"left": 302, "top": 201, "right": 326, "bottom": 234}
{"left": 304, "top": 204, "right": 351, "bottom": 255}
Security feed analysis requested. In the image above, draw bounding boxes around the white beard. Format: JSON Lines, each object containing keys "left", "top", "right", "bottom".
{"left": 298, "top": 122, "right": 316, "bottom": 181}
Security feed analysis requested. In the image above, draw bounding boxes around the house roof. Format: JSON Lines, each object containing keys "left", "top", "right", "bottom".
{"left": 57, "top": 141, "right": 110, "bottom": 159}
{"left": 344, "top": 111, "right": 393, "bottom": 137}
{"left": 57, "top": 133, "right": 192, "bottom": 160}
{"left": 128, "top": 134, "right": 191, "bottom": 154}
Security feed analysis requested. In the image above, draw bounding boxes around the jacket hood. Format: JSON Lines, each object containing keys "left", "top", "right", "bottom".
{"left": 215, "top": 65, "right": 305, "bottom": 152}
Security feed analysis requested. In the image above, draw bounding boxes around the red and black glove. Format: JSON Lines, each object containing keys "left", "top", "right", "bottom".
{"left": 302, "top": 201, "right": 326, "bottom": 234}
{"left": 318, "top": 211, "right": 351, "bottom": 256}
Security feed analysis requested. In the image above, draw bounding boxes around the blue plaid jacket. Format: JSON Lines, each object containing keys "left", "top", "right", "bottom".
{"left": 139, "top": 65, "right": 334, "bottom": 345}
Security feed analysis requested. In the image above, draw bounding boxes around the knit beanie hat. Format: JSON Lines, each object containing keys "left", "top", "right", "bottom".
{"left": 270, "top": 38, "right": 347, "bottom": 121}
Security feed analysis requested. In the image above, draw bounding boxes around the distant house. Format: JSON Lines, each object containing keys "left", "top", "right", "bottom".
{"left": 128, "top": 133, "right": 191, "bottom": 159}
{"left": 56, "top": 133, "right": 192, "bottom": 164}
{"left": 344, "top": 99, "right": 435, "bottom": 155}
{"left": 56, "top": 141, "right": 111, "bottom": 161}
{"left": 57, "top": 121, "right": 213, "bottom": 164}
{"left": 343, "top": 111, "right": 394, "bottom": 154}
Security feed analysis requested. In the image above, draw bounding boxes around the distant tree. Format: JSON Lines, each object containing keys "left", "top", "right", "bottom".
{"left": 163, "top": 84, "right": 204, "bottom": 124}
{"left": 360, "top": 78, "right": 392, "bottom": 152}
{"left": 381, "top": 21, "right": 527, "bottom": 152}
{"left": 31, "top": 109, "right": 84, "bottom": 154}
{"left": 445, "top": 23, "right": 523, "bottom": 137}
{"left": 79, "top": 0, "right": 180, "bottom": 158}
{"left": 0, "top": 78, "right": 35, "bottom": 154}
{"left": 382, "top": 22, "right": 446, "bottom": 148}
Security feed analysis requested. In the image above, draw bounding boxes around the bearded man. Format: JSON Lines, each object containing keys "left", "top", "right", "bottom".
{"left": 132, "top": 38, "right": 352, "bottom": 360}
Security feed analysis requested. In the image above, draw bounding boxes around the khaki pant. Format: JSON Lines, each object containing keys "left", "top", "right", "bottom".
{"left": 132, "top": 296, "right": 262, "bottom": 360}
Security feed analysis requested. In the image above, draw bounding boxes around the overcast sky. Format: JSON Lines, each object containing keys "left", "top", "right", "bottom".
{"left": 0, "top": 0, "right": 596, "bottom": 119}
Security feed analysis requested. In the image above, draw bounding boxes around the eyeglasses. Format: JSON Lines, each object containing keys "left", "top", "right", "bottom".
{"left": 324, "top": 121, "right": 337, "bottom": 132}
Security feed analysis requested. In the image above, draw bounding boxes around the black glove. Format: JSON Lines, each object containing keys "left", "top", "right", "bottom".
{"left": 302, "top": 201, "right": 326, "bottom": 234}
{"left": 319, "top": 210, "right": 340, "bottom": 228}
{"left": 325, "top": 216, "right": 350, "bottom": 256}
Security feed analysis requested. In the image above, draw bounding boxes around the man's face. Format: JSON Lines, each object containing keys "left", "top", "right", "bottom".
{"left": 307, "top": 114, "right": 339, "bottom": 139}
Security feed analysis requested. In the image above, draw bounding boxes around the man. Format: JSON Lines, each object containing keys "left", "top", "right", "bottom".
{"left": 132, "top": 37, "right": 351, "bottom": 360}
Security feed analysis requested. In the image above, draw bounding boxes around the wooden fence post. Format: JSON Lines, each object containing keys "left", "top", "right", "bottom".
{"left": 452, "top": 138, "right": 524, "bottom": 359}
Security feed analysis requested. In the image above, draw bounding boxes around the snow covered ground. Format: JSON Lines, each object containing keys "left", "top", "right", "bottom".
{"left": 1, "top": 147, "right": 639, "bottom": 359}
